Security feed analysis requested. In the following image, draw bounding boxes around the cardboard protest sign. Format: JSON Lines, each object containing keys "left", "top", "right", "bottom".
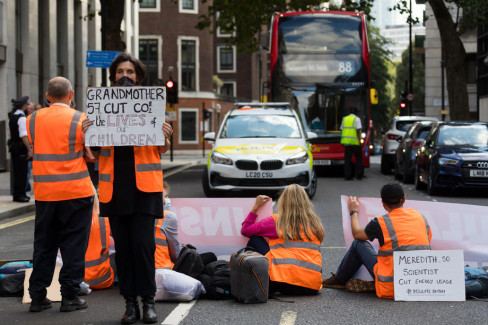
{"left": 394, "top": 250, "right": 465, "bottom": 301}
{"left": 85, "top": 86, "right": 166, "bottom": 146}
{"left": 340, "top": 195, "right": 488, "bottom": 280}
{"left": 23, "top": 266, "right": 62, "bottom": 303}
{"left": 170, "top": 198, "right": 273, "bottom": 259}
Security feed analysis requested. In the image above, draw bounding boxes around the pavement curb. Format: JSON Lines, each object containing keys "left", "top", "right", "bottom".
{"left": 0, "top": 203, "right": 36, "bottom": 222}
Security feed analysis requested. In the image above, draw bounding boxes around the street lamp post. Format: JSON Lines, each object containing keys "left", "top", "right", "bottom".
{"left": 408, "top": 0, "right": 413, "bottom": 116}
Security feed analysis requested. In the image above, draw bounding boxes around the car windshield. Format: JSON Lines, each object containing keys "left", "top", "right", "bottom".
{"left": 220, "top": 114, "right": 302, "bottom": 139}
{"left": 438, "top": 125, "right": 488, "bottom": 146}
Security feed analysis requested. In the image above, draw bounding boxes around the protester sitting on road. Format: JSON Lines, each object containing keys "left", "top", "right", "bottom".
{"left": 83, "top": 52, "right": 173, "bottom": 324}
{"left": 323, "top": 183, "right": 432, "bottom": 298}
{"left": 241, "top": 184, "right": 324, "bottom": 295}
{"left": 155, "top": 181, "right": 180, "bottom": 269}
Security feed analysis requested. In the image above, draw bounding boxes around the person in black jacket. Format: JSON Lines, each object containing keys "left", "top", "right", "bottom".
{"left": 8, "top": 96, "right": 33, "bottom": 202}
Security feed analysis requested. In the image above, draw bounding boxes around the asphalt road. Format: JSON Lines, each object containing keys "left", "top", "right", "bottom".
{"left": 0, "top": 161, "right": 487, "bottom": 325}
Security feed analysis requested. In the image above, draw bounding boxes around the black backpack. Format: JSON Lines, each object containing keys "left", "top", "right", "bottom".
{"left": 173, "top": 244, "right": 204, "bottom": 279}
{"left": 197, "top": 260, "right": 232, "bottom": 300}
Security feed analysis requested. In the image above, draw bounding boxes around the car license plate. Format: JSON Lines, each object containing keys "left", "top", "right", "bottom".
{"left": 470, "top": 169, "right": 488, "bottom": 177}
{"left": 313, "top": 160, "right": 331, "bottom": 166}
{"left": 245, "top": 171, "right": 273, "bottom": 178}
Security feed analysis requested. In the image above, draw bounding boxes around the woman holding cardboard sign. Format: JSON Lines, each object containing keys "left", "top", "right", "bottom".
{"left": 83, "top": 53, "right": 172, "bottom": 324}
{"left": 241, "top": 184, "right": 324, "bottom": 295}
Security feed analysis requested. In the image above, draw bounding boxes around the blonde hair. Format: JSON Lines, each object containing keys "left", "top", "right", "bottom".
{"left": 275, "top": 184, "right": 324, "bottom": 243}
{"left": 163, "top": 181, "right": 170, "bottom": 193}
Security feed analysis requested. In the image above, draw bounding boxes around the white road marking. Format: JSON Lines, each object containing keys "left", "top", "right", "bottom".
{"left": 164, "top": 163, "right": 196, "bottom": 177}
{"left": 279, "top": 311, "right": 297, "bottom": 325}
{"left": 161, "top": 300, "right": 196, "bottom": 325}
{"left": 0, "top": 215, "right": 35, "bottom": 230}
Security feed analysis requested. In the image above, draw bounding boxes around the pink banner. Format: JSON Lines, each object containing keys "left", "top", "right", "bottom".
{"left": 170, "top": 198, "right": 273, "bottom": 258}
{"left": 341, "top": 196, "right": 488, "bottom": 279}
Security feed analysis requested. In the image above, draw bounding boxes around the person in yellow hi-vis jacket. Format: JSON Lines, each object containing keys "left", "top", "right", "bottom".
{"left": 340, "top": 107, "right": 363, "bottom": 180}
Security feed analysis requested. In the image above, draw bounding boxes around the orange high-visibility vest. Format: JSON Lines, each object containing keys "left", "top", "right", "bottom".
{"left": 84, "top": 197, "right": 114, "bottom": 289}
{"left": 155, "top": 210, "right": 173, "bottom": 269}
{"left": 26, "top": 105, "right": 94, "bottom": 201}
{"left": 374, "top": 208, "right": 432, "bottom": 299}
{"left": 98, "top": 146, "right": 163, "bottom": 203}
{"left": 265, "top": 214, "right": 323, "bottom": 290}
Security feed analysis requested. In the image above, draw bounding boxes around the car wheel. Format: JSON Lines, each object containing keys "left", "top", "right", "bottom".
{"left": 402, "top": 163, "right": 412, "bottom": 184}
{"left": 427, "top": 165, "right": 438, "bottom": 196}
{"left": 307, "top": 169, "right": 317, "bottom": 199}
{"left": 381, "top": 154, "right": 391, "bottom": 174}
{"left": 414, "top": 165, "right": 424, "bottom": 190}
{"left": 202, "top": 167, "right": 216, "bottom": 197}
{"left": 394, "top": 160, "right": 401, "bottom": 180}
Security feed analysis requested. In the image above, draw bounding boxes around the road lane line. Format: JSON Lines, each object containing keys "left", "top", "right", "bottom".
{"left": 0, "top": 215, "right": 35, "bottom": 230}
{"left": 161, "top": 300, "right": 196, "bottom": 325}
{"left": 164, "top": 163, "right": 196, "bottom": 177}
{"left": 279, "top": 311, "right": 297, "bottom": 325}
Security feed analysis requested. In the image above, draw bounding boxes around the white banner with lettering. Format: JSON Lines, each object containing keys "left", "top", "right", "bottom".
{"left": 341, "top": 196, "right": 488, "bottom": 280}
{"left": 85, "top": 86, "right": 166, "bottom": 147}
{"left": 170, "top": 198, "right": 273, "bottom": 259}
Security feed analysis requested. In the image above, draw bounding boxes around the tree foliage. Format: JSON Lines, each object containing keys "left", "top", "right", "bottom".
{"left": 197, "top": 0, "right": 375, "bottom": 53}
{"left": 368, "top": 25, "right": 394, "bottom": 131}
{"left": 395, "top": 45, "right": 425, "bottom": 115}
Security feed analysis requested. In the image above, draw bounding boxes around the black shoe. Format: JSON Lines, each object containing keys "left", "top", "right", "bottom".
{"left": 13, "top": 196, "right": 30, "bottom": 202}
{"left": 29, "top": 298, "right": 52, "bottom": 312}
{"left": 344, "top": 177, "right": 353, "bottom": 181}
{"left": 60, "top": 296, "right": 87, "bottom": 312}
{"left": 141, "top": 296, "right": 157, "bottom": 324}
{"left": 121, "top": 296, "right": 140, "bottom": 324}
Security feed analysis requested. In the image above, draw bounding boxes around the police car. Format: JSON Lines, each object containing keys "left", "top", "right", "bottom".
{"left": 202, "top": 102, "right": 318, "bottom": 198}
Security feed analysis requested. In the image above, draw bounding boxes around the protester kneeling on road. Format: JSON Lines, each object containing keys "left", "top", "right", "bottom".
{"left": 323, "top": 183, "right": 432, "bottom": 298}
{"left": 241, "top": 184, "right": 324, "bottom": 295}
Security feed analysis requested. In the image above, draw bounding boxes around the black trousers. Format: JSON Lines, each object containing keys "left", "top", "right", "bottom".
{"left": 29, "top": 196, "right": 94, "bottom": 300}
{"left": 344, "top": 145, "right": 363, "bottom": 179}
{"left": 11, "top": 154, "right": 28, "bottom": 199}
{"left": 109, "top": 214, "right": 156, "bottom": 297}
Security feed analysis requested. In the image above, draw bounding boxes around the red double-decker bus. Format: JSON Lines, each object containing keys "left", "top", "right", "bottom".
{"left": 269, "top": 11, "right": 376, "bottom": 168}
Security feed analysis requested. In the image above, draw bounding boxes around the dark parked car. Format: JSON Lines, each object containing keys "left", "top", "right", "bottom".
{"left": 414, "top": 121, "right": 488, "bottom": 195}
{"left": 394, "top": 121, "right": 435, "bottom": 183}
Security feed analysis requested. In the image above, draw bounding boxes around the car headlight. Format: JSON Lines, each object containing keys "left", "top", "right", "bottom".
{"left": 211, "top": 151, "right": 233, "bottom": 165}
{"left": 439, "top": 158, "right": 460, "bottom": 166}
{"left": 286, "top": 151, "right": 309, "bottom": 165}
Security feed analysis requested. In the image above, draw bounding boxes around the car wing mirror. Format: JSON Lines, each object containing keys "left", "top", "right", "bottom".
{"left": 203, "top": 132, "right": 216, "bottom": 141}
{"left": 396, "top": 136, "right": 403, "bottom": 142}
{"left": 306, "top": 131, "right": 318, "bottom": 139}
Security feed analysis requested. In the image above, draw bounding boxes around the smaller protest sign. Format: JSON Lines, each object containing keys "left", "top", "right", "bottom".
{"left": 394, "top": 250, "right": 465, "bottom": 301}
{"left": 85, "top": 86, "right": 166, "bottom": 147}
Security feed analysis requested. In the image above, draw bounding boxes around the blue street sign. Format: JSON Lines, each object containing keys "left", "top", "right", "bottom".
{"left": 86, "top": 50, "right": 121, "bottom": 68}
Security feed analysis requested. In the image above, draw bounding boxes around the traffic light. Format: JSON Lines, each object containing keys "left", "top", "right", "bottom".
{"left": 203, "top": 108, "right": 211, "bottom": 120}
{"left": 399, "top": 91, "right": 407, "bottom": 115}
{"left": 166, "top": 79, "right": 178, "bottom": 105}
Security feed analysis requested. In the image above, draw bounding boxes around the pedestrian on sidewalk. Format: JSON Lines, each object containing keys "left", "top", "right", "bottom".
{"left": 340, "top": 106, "right": 363, "bottom": 180}
{"left": 241, "top": 184, "right": 324, "bottom": 295}
{"left": 83, "top": 52, "right": 173, "bottom": 324}
{"left": 8, "top": 96, "right": 32, "bottom": 202}
{"left": 323, "top": 183, "right": 432, "bottom": 298}
{"left": 26, "top": 77, "right": 95, "bottom": 312}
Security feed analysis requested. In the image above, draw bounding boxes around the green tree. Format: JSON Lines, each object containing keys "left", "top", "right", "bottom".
{"left": 197, "top": 0, "right": 375, "bottom": 53}
{"left": 395, "top": 45, "right": 425, "bottom": 116}
{"left": 393, "top": 0, "right": 488, "bottom": 120}
{"left": 368, "top": 26, "right": 394, "bottom": 131}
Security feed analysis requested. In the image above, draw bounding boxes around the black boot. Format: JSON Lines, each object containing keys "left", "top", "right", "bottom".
{"left": 121, "top": 296, "right": 140, "bottom": 324}
{"left": 141, "top": 296, "right": 157, "bottom": 324}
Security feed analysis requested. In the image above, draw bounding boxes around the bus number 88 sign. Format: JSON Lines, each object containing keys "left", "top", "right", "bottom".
{"left": 85, "top": 86, "right": 166, "bottom": 147}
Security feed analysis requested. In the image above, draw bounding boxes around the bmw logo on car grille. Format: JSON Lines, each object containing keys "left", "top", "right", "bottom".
{"left": 477, "top": 162, "right": 488, "bottom": 169}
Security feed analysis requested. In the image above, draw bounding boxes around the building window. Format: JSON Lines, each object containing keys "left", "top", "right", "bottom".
{"left": 180, "top": 0, "right": 197, "bottom": 14}
{"left": 139, "top": 38, "right": 161, "bottom": 86}
{"left": 180, "top": 38, "right": 197, "bottom": 91}
{"left": 216, "top": 12, "right": 234, "bottom": 37}
{"left": 219, "top": 81, "right": 236, "bottom": 97}
{"left": 217, "top": 46, "right": 236, "bottom": 73}
{"left": 179, "top": 108, "right": 199, "bottom": 144}
{"left": 140, "top": 0, "right": 160, "bottom": 12}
